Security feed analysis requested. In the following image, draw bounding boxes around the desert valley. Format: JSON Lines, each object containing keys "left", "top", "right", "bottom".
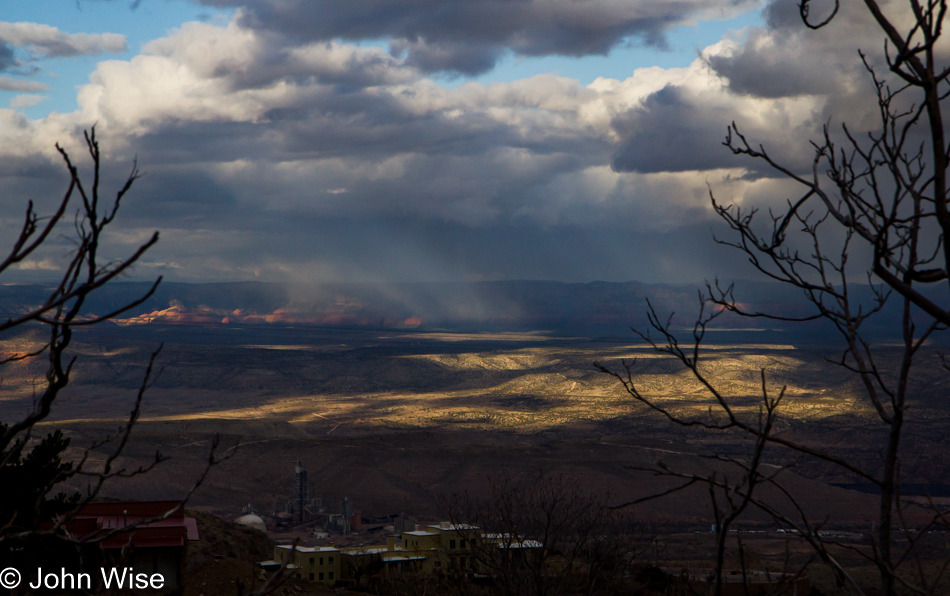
{"left": 2, "top": 281, "right": 948, "bottom": 592}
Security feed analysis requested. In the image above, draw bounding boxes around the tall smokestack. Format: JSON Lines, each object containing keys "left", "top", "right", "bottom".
{"left": 293, "top": 460, "right": 309, "bottom": 525}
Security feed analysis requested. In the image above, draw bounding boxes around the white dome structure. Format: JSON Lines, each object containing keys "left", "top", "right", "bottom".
{"left": 235, "top": 513, "right": 267, "bottom": 533}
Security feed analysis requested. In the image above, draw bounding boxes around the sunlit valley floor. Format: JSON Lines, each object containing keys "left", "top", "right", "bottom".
{"left": 3, "top": 323, "right": 950, "bottom": 591}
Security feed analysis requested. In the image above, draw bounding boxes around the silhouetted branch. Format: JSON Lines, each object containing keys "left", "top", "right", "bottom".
{"left": 601, "top": 3, "right": 950, "bottom": 593}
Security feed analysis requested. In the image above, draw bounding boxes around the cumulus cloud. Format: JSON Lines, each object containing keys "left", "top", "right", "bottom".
{"left": 704, "top": 29, "right": 854, "bottom": 99}
{"left": 605, "top": 50, "right": 824, "bottom": 175}
{"left": 0, "top": 22, "right": 126, "bottom": 59}
{"left": 645, "top": 0, "right": 937, "bottom": 180}
{"left": 0, "top": 21, "right": 126, "bottom": 102}
{"left": 701, "top": 0, "right": 883, "bottom": 103}
{"left": 0, "top": 2, "right": 910, "bottom": 285}
{"left": 195, "top": 0, "right": 761, "bottom": 74}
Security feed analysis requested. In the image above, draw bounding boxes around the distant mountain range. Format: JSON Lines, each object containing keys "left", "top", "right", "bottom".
{"left": 0, "top": 279, "right": 925, "bottom": 342}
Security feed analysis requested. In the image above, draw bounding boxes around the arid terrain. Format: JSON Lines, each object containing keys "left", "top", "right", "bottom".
{"left": 2, "top": 320, "right": 949, "bottom": 531}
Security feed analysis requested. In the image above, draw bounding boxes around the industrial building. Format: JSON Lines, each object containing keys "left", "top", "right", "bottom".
{"left": 253, "top": 461, "right": 361, "bottom": 534}
{"left": 292, "top": 460, "right": 308, "bottom": 525}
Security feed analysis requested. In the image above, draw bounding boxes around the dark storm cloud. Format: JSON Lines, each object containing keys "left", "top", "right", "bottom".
{"left": 11, "top": 6, "right": 871, "bottom": 285}
{"left": 194, "top": 0, "right": 757, "bottom": 74}
{"left": 607, "top": 0, "right": 909, "bottom": 176}
{"left": 122, "top": 168, "right": 238, "bottom": 225}
{"left": 100, "top": 213, "right": 749, "bottom": 285}
{"left": 388, "top": 38, "right": 500, "bottom": 76}
{"left": 51, "top": 16, "right": 774, "bottom": 283}
{"left": 76, "top": 21, "right": 618, "bottom": 228}
{"left": 118, "top": 73, "right": 609, "bottom": 172}
{"left": 703, "top": 29, "right": 852, "bottom": 98}
{"left": 129, "top": 118, "right": 612, "bottom": 228}
{"left": 609, "top": 83, "right": 821, "bottom": 175}
{"left": 610, "top": 85, "right": 736, "bottom": 173}
{"left": 703, "top": 0, "right": 878, "bottom": 100}
{"left": 265, "top": 95, "right": 608, "bottom": 161}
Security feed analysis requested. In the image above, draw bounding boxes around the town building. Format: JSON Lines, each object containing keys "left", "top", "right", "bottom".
{"left": 72, "top": 500, "right": 199, "bottom": 588}
{"left": 265, "top": 521, "right": 539, "bottom": 586}
{"left": 272, "top": 544, "right": 342, "bottom": 584}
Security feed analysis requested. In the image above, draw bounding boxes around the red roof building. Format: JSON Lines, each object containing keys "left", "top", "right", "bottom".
{"left": 71, "top": 501, "right": 199, "bottom": 589}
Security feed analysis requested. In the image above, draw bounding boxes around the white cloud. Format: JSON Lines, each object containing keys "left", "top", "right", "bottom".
{"left": 0, "top": 5, "right": 908, "bottom": 283}
{"left": 51, "top": 16, "right": 831, "bottom": 227}
{"left": 0, "top": 77, "right": 47, "bottom": 92}
{"left": 15, "top": 258, "right": 59, "bottom": 271}
{"left": 9, "top": 94, "right": 45, "bottom": 109}
{"left": 0, "top": 22, "right": 126, "bottom": 58}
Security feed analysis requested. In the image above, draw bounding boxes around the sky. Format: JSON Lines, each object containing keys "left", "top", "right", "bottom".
{"left": 0, "top": 0, "right": 898, "bottom": 284}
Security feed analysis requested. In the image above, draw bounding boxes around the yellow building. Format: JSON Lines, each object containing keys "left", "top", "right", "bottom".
{"left": 427, "top": 522, "right": 481, "bottom": 574}
{"left": 275, "top": 521, "right": 537, "bottom": 586}
{"left": 338, "top": 545, "right": 387, "bottom": 585}
{"left": 367, "top": 522, "right": 485, "bottom": 579}
{"left": 273, "top": 544, "right": 342, "bottom": 585}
